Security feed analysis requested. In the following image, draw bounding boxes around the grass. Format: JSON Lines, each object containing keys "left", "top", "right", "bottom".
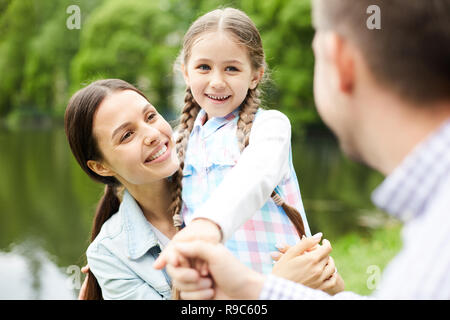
{"left": 330, "top": 222, "right": 403, "bottom": 296}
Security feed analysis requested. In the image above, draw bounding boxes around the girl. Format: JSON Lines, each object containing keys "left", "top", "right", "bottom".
{"left": 69, "top": 79, "right": 341, "bottom": 300}
{"left": 155, "top": 8, "right": 312, "bottom": 275}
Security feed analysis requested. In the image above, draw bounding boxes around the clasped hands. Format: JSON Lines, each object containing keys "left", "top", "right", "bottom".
{"left": 153, "top": 218, "right": 344, "bottom": 299}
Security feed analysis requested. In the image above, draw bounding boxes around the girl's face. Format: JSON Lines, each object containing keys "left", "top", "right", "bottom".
{"left": 182, "top": 31, "right": 263, "bottom": 119}
{"left": 88, "top": 90, "right": 179, "bottom": 186}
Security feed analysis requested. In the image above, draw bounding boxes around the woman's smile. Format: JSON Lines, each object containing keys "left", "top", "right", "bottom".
{"left": 144, "top": 141, "right": 170, "bottom": 164}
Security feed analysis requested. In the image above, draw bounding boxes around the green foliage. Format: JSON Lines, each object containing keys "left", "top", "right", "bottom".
{"left": 70, "top": 0, "right": 180, "bottom": 113}
{"left": 0, "top": 0, "right": 320, "bottom": 130}
{"left": 332, "top": 223, "right": 403, "bottom": 295}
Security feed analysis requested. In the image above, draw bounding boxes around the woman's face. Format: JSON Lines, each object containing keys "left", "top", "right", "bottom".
{"left": 89, "top": 89, "right": 179, "bottom": 186}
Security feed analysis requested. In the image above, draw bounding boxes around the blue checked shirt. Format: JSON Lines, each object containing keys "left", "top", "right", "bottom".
{"left": 260, "top": 118, "right": 450, "bottom": 299}
{"left": 181, "top": 107, "right": 311, "bottom": 274}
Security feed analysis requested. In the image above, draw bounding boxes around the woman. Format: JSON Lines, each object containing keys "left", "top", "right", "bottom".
{"left": 67, "top": 79, "right": 342, "bottom": 300}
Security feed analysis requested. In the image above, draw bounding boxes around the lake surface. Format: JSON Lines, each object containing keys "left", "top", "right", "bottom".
{"left": 0, "top": 126, "right": 388, "bottom": 299}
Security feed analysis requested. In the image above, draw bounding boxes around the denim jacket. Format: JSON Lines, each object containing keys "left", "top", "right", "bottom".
{"left": 86, "top": 190, "right": 172, "bottom": 299}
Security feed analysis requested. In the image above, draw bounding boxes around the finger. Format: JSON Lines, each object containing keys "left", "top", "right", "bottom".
{"left": 270, "top": 251, "right": 282, "bottom": 261}
{"left": 166, "top": 265, "right": 200, "bottom": 284}
{"left": 200, "top": 261, "right": 209, "bottom": 277}
{"left": 321, "top": 257, "right": 336, "bottom": 281}
{"left": 275, "top": 243, "right": 290, "bottom": 254}
{"left": 310, "top": 239, "right": 332, "bottom": 263}
{"left": 284, "top": 233, "right": 323, "bottom": 260}
{"left": 180, "top": 288, "right": 215, "bottom": 300}
{"left": 173, "top": 276, "right": 213, "bottom": 292}
{"left": 173, "top": 241, "right": 216, "bottom": 262}
{"left": 81, "top": 265, "right": 90, "bottom": 274}
{"left": 319, "top": 272, "right": 338, "bottom": 292}
{"left": 194, "top": 259, "right": 208, "bottom": 276}
{"left": 153, "top": 250, "right": 168, "bottom": 269}
{"left": 78, "top": 276, "right": 89, "bottom": 300}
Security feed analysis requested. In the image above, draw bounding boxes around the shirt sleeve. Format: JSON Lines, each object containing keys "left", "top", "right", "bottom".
{"left": 190, "top": 110, "right": 292, "bottom": 242}
{"left": 87, "top": 244, "right": 166, "bottom": 300}
{"left": 259, "top": 274, "right": 367, "bottom": 300}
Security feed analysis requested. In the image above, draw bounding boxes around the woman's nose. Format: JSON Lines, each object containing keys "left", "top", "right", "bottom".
{"left": 144, "top": 136, "right": 160, "bottom": 146}
{"left": 143, "top": 128, "right": 160, "bottom": 146}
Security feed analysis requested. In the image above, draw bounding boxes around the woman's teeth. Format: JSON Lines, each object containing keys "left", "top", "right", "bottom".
{"left": 147, "top": 144, "right": 167, "bottom": 162}
{"left": 206, "top": 94, "right": 230, "bottom": 101}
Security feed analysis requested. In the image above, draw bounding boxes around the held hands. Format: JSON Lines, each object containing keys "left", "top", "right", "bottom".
{"left": 166, "top": 241, "right": 265, "bottom": 300}
{"left": 153, "top": 218, "right": 222, "bottom": 274}
{"left": 271, "top": 235, "right": 345, "bottom": 295}
{"left": 165, "top": 232, "right": 344, "bottom": 300}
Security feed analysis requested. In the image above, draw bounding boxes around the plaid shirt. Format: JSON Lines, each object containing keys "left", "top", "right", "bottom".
{"left": 260, "top": 118, "right": 450, "bottom": 299}
{"left": 181, "top": 108, "right": 310, "bottom": 274}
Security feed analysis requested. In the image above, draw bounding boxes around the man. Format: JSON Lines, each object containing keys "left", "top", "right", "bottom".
{"left": 165, "top": 0, "right": 450, "bottom": 299}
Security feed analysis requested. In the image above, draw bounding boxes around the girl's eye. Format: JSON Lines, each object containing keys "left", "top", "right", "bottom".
{"left": 120, "top": 131, "right": 134, "bottom": 143}
{"left": 225, "top": 66, "right": 239, "bottom": 72}
{"left": 197, "top": 64, "right": 210, "bottom": 71}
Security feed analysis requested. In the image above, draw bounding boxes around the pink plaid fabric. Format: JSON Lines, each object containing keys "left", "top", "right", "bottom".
{"left": 181, "top": 108, "right": 310, "bottom": 274}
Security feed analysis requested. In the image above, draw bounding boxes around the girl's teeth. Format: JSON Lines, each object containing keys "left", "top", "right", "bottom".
{"left": 148, "top": 145, "right": 167, "bottom": 161}
{"left": 207, "top": 94, "right": 230, "bottom": 101}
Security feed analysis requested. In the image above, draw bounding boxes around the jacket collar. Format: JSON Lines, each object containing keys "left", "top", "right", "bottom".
{"left": 120, "top": 190, "right": 160, "bottom": 260}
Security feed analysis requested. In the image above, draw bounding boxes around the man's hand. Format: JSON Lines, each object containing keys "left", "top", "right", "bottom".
{"left": 166, "top": 241, "right": 266, "bottom": 300}
{"left": 153, "top": 218, "right": 222, "bottom": 274}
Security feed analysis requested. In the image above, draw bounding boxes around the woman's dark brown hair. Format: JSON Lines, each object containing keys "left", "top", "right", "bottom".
{"left": 65, "top": 79, "right": 183, "bottom": 299}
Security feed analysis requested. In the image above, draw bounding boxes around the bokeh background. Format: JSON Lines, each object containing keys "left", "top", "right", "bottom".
{"left": 0, "top": 0, "right": 402, "bottom": 299}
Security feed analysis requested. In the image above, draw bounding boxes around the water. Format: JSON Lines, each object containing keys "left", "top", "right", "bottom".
{"left": 0, "top": 126, "right": 387, "bottom": 299}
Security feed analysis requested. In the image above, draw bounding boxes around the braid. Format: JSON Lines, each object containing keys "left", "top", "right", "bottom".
{"left": 176, "top": 88, "right": 201, "bottom": 166}
{"left": 236, "top": 89, "right": 260, "bottom": 152}
{"left": 236, "top": 89, "right": 306, "bottom": 238}
{"left": 170, "top": 87, "right": 200, "bottom": 300}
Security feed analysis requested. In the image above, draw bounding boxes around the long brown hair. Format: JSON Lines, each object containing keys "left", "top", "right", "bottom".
{"left": 65, "top": 79, "right": 183, "bottom": 299}
{"left": 175, "top": 8, "right": 306, "bottom": 237}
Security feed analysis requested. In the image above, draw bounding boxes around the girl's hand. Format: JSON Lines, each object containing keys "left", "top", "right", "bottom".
{"left": 153, "top": 218, "right": 222, "bottom": 275}
{"left": 271, "top": 236, "right": 345, "bottom": 295}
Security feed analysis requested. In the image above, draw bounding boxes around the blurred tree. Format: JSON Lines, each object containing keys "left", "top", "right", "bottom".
{"left": 70, "top": 0, "right": 180, "bottom": 115}
{"left": 241, "top": 0, "right": 319, "bottom": 135}
{"left": 22, "top": 0, "right": 103, "bottom": 117}
{"left": 0, "top": 0, "right": 321, "bottom": 131}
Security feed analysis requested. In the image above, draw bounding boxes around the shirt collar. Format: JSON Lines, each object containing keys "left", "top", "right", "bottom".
{"left": 120, "top": 190, "right": 160, "bottom": 260}
{"left": 192, "top": 108, "right": 240, "bottom": 139}
{"left": 371, "top": 118, "right": 450, "bottom": 222}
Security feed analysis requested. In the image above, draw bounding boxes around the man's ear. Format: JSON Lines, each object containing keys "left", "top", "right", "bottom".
{"left": 328, "top": 33, "right": 355, "bottom": 93}
{"left": 181, "top": 63, "right": 190, "bottom": 87}
{"left": 87, "top": 160, "right": 115, "bottom": 177}
{"left": 250, "top": 67, "right": 264, "bottom": 90}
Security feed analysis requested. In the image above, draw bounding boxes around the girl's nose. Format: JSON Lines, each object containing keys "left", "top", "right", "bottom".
{"left": 210, "top": 72, "right": 226, "bottom": 89}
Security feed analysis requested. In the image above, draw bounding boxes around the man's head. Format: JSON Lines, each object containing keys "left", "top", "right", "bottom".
{"left": 311, "top": 0, "right": 450, "bottom": 163}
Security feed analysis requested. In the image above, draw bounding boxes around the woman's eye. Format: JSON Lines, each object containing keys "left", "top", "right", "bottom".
{"left": 225, "top": 66, "right": 239, "bottom": 72}
{"left": 147, "top": 113, "right": 157, "bottom": 122}
{"left": 120, "top": 131, "right": 133, "bottom": 142}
